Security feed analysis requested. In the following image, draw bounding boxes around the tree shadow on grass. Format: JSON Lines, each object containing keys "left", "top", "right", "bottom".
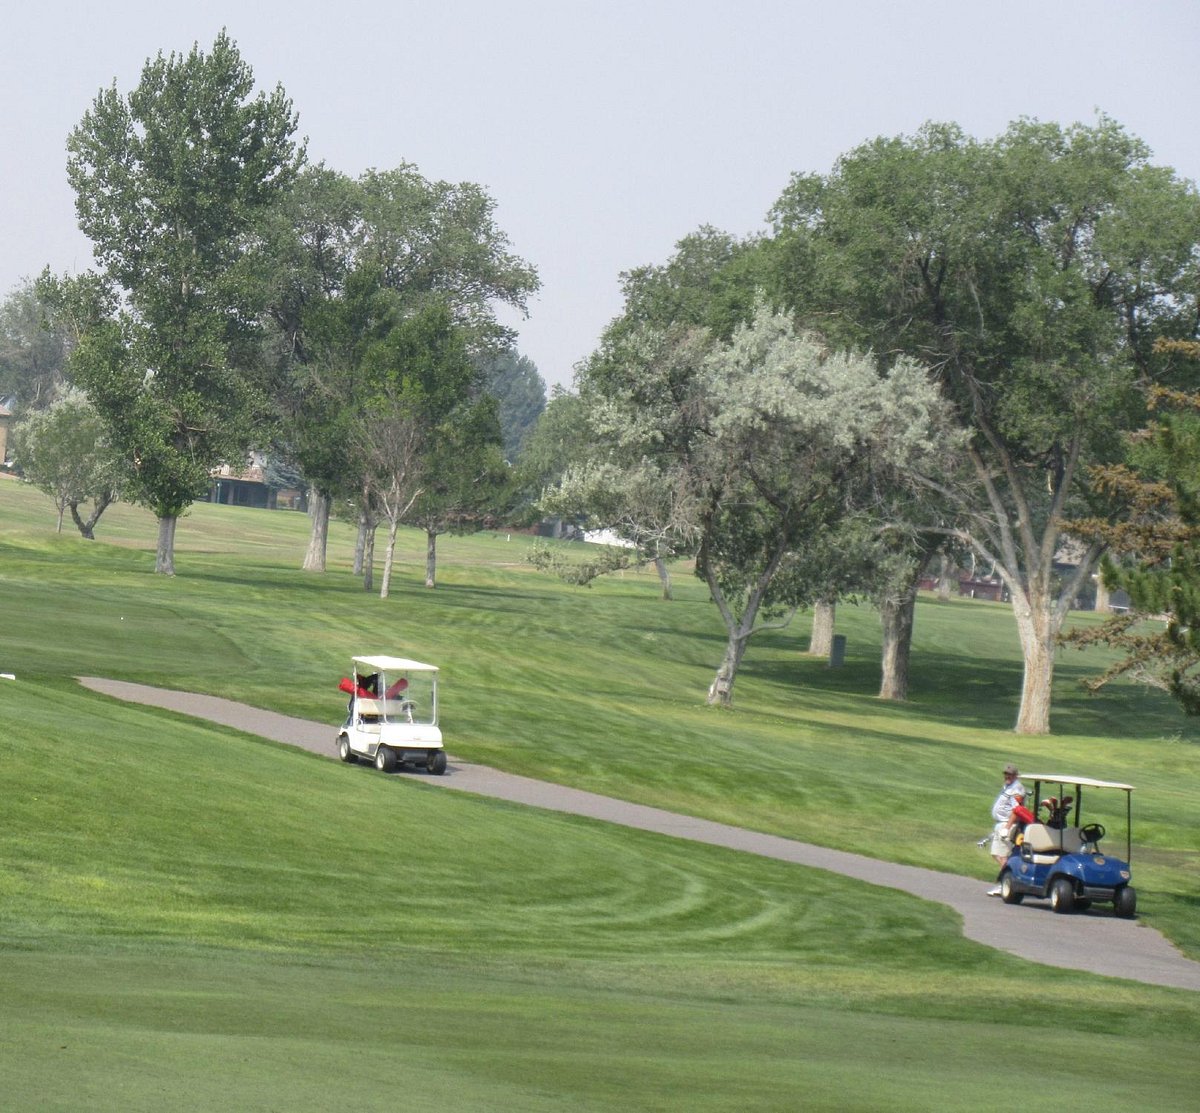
{"left": 744, "top": 647, "right": 1199, "bottom": 744}
{"left": 743, "top": 650, "right": 1018, "bottom": 733}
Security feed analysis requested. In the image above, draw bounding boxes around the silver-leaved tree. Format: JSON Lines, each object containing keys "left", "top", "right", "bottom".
{"left": 564, "top": 300, "right": 953, "bottom": 707}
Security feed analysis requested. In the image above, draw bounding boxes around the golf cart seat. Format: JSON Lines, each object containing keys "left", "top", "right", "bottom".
{"left": 1023, "top": 823, "right": 1086, "bottom": 863}
{"left": 355, "top": 697, "right": 415, "bottom": 718}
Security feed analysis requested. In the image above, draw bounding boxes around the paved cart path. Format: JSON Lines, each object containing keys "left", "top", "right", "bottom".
{"left": 79, "top": 677, "right": 1200, "bottom": 993}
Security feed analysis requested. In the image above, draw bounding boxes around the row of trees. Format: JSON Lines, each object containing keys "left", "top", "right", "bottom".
{"left": 6, "top": 33, "right": 1199, "bottom": 734}
{"left": 5, "top": 33, "right": 545, "bottom": 588}
{"left": 538, "top": 119, "right": 1200, "bottom": 734}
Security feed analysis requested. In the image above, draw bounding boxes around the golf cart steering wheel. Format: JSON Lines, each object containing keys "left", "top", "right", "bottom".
{"left": 1081, "top": 823, "right": 1105, "bottom": 844}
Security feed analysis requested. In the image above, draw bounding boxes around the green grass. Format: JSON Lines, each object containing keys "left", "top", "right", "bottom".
{"left": 3, "top": 477, "right": 1200, "bottom": 1110}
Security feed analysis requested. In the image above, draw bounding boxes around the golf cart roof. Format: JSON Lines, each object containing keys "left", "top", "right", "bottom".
{"left": 352, "top": 655, "right": 438, "bottom": 673}
{"left": 1023, "top": 774, "right": 1133, "bottom": 792}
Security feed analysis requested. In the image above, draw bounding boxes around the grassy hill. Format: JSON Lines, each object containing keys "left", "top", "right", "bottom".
{"left": 2, "top": 478, "right": 1199, "bottom": 1111}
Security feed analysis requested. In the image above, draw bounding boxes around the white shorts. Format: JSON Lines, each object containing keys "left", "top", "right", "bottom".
{"left": 990, "top": 822, "right": 1012, "bottom": 858}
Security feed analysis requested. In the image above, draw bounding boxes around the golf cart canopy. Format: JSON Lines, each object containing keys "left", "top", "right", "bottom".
{"left": 1022, "top": 774, "right": 1134, "bottom": 864}
{"left": 352, "top": 655, "right": 438, "bottom": 674}
{"left": 1023, "top": 774, "right": 1133, "bottom": 792}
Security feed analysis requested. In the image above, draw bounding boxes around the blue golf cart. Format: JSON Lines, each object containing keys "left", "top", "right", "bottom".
{"left": 998, "top": 774, "right": 1136, "bottom": 918}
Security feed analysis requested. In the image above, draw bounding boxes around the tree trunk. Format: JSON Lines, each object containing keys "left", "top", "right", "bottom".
{"left": 380, "top": 518, "right": 398, "bottom": 598}
{"left": 55, "top": 502, "right": 66, "bottom": 533}
{"left": 1008, "top": 568, "right": 1065, "bottom": 734}
{"left": 808, "top": 599, "right": 836, "bottom": 656}
{"left": 703, "top": 568, "right": 764, "bottom": 707}
{"left": 654, "top": 555, "right": 673, "bottom": 600}
{"left": 699, "top": 528, "right": 789, "bottom": 707}
{"left": 960, "top": 438, "right": 1102, "bottom": 735}
{"left": 69, "top": 491, "right": 115, "bottom": 540}
{"left": 155, "top": 514, "right": 177, "bottom": 575}
{"left": 424, "top": 529, "right": 438, "bottom": 588}
{"left": 1094, "top": 575, "right": 1111, "bottom": 613}
{"left": 878, "top": 587, "right": 917, "bottom": 701}
{"left": 937, "top": 553, "right": 954, "bottom": 602}
{"left": 69, "top": 501, "right": 95, "bottom": 539}
{"left": 976, "top": 554, "right": 1100, "bottom": 735}
{"left": 1010, "top": 583, "right": 1057, "bottom": 735}
{"left": 708, "top": 631, "right": 750, "bottom": 707}
{"left": 362, "top": 522, "right": 375, "bottom": 593}
{"left": 1014, "top": 631, "right": 1056, "bottom": 735}
{"left": 353, "top": 513, "right": 369, "bottom": 576}
{"left": 302, "top": 489, "right": 329, "bottom": 572}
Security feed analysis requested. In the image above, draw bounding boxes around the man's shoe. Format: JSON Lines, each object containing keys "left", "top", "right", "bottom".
{"left": 987, "top": 886, "right": 1002, "bottom": 897}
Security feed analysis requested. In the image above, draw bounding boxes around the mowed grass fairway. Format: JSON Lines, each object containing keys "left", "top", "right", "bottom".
{"left": 2, "top": 477, "right": 1199, "bottom": 1111}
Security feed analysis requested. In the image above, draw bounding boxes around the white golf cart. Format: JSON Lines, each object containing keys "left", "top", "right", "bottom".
{"left": 335, "top": 655, "right": 447, "bottom": 775}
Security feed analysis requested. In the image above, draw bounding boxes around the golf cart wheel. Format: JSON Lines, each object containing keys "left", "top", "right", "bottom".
{"left": 1113, "top": 885, "right": 1137, "bottom": 919}
{"left": 1074, "top": 898, "right": 1092, "bottom": 912}
{"left": 1049, "top": 877, "right": 1075, "bottom": 914}
{"left": 375, "top": 746, "right": 397, "bottom": 774}
{"left": 427, "top": 750, "right": 447, "bottom": 776}
{"left": 1000, "top": 871, "right": 1023, "bottom": 905}
{"left": 337, "top": 735, "right": 357, "bottom": 764}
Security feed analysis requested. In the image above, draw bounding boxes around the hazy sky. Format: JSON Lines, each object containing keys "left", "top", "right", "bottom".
{"left": 3, "top": 1, "right": 1197, "bottom": 388}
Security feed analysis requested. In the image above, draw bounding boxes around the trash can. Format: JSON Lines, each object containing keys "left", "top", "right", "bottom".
{"left": 829, "top": 634, "right": 847, "bottom": 668}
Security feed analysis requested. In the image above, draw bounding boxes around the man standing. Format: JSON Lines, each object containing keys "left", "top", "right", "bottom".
{"left": 987, "top": 763, "right": 1026, "bottom": 896}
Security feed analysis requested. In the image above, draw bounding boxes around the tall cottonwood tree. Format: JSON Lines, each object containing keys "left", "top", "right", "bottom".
{"left": 259, "top": 165, "right": 363, "bottom": 572}
{"left": 767, "top": 117, "right": 1200, "bottom": 733}
{"left": 65, "top": 32, "right": 303, "bottom": 573}
{"left": 263, "top": 164, "right": 538, "bottom": 573}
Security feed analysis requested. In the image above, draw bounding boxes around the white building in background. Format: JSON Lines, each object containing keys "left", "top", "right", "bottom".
{"left": 583, "top": 529, "right": 636, "bottom": 548}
